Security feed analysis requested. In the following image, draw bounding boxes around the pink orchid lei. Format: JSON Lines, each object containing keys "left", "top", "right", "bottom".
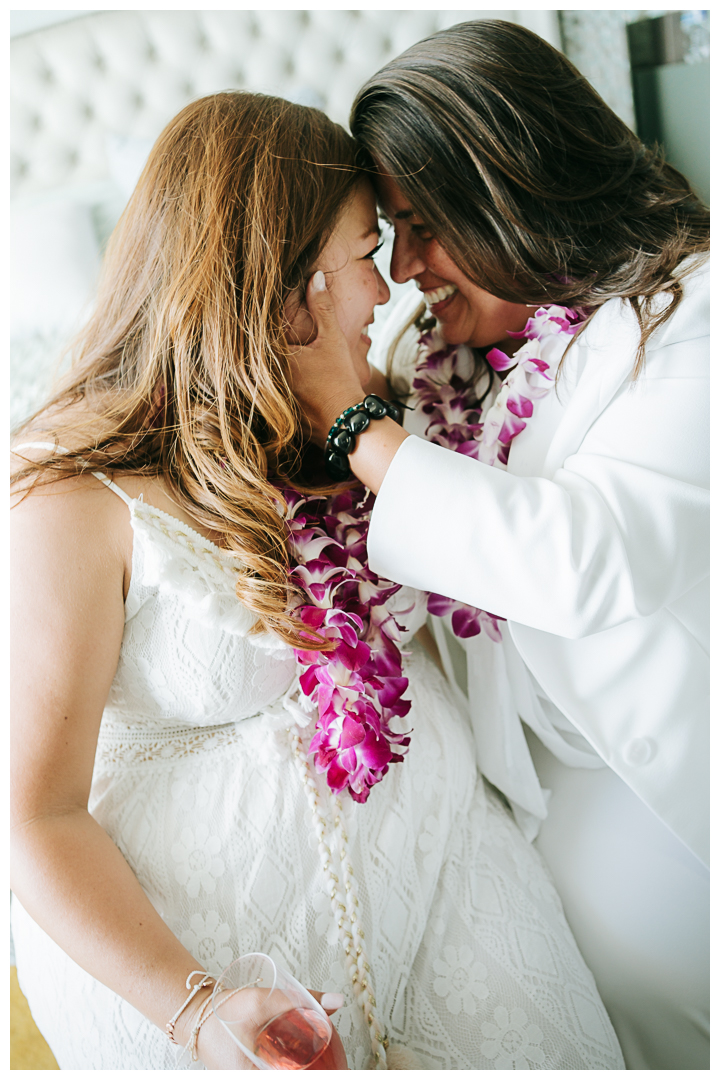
{"left": 412, "top": 303, "right": 585, "bottom": 641}
{"left": 283, "top": 485, "right": 413, "bottom": 803}
{"left": 283, "top": 303, "right": 584, "bottom": 802}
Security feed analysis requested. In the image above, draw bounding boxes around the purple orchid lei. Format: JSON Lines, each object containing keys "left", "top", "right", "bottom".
{"left": 283, "top": 485, "right": 413, "bottom": 803}
{"left": 283, "top": 303, "right": 584, "bottom": 802}
{"left": 412, "top": 303, "right": 585, "bottom": 641}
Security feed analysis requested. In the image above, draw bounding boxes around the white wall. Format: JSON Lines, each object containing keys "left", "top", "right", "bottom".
{"left": 656, "top": 60, "right": 710, "bottom": 206}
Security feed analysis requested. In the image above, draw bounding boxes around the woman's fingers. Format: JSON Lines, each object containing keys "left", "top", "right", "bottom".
{"left": 287, "top": 272, "right": 365, "bottom": 444}
{"left": 303, "top": 272, "right": 353, "bottom": 357}
{"left": 307, "top": 989, "right": 345, "bottom": 1016}
{"left": 304, "top": 271, "right": 333, "bottom": 342}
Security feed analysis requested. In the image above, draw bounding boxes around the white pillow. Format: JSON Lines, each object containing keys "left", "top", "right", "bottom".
{"left": 11, "top": 198, "right": 101, "bottom": 339}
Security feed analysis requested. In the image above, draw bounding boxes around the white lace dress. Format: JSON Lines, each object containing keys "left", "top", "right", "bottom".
{"left": 11, "top": 478, "right": 624, "bottom": 1070}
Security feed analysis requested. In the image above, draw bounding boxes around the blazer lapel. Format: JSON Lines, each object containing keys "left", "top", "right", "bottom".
{"left": 541, "top": 298, "right": 641, "bottom": 478}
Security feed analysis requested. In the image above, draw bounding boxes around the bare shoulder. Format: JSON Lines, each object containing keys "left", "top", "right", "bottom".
{"left": 11, "top": 466, "right": 132, "bottom": 599}
{"left": 11, "top": 461, "right": 133, "bottom": 820}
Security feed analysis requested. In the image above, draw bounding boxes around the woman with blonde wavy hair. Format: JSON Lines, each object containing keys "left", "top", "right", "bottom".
{"left": 11, "top": 91, "right": 623, "bottom": 1070}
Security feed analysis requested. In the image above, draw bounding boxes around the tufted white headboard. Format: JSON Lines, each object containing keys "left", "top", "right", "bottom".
{"left": 10, "top": 9, "right": 559, "bottom": 427}
{"left": 12, "top": 9, "right": 526, "bottom": 199}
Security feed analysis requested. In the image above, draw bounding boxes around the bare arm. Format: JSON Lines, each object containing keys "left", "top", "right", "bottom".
{"left": 364, "top": 364, "right": 392, "bottom": 400}
{"left": 11, "top": 473, "right": 347, "bottom": 1066}
{"left": 10, "top": 478, "right": 223, "bottom": 1050}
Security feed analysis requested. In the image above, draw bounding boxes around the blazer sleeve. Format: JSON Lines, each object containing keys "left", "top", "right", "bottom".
{"left": 367, "top": 310, "right": 709, "bottom": 640}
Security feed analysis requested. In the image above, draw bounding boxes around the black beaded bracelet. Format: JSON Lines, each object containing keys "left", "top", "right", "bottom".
{"left": 324, "top": 395, "right": 402, "bottom": 481}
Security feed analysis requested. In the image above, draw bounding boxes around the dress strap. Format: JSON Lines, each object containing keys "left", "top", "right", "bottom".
{"left": 13, "top": 442, "right": 135, "bottom": 508}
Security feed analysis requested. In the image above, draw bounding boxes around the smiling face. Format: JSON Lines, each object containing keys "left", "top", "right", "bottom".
{"left": 376, "top": 173, "right": 534, "bottom": 352}
{"left": 287, "top": 179, "right": 390, "bottom": 388}
{"left": 318, "top": 179, "right": 391, "bottom": 386}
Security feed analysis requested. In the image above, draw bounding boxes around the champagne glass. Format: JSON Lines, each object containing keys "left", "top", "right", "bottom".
{"left": 211, "top": 953, "right": 335, "bottom": 1070}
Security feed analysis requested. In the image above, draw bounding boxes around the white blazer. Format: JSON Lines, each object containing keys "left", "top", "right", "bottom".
{"left": 369, "top": 257, "right": 709, "bottom": 867}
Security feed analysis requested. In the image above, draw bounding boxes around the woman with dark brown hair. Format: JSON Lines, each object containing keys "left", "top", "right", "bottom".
{"left": 10, "top": 90, "right": 624, "bottom": 1070}
{"left": 290, "top": 19, "right": 709, "bottom": 1071}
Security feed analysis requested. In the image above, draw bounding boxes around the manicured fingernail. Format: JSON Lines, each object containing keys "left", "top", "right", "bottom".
{"left": 320, "top": 992, "right": 345, "bottom": 1010}
{"left": 313, "top": 270, "right": 326, "bottom": 291}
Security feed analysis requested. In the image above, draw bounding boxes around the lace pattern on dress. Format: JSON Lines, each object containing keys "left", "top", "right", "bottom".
{"left": 129, "top": 501, "right": 291, "bottom": 655}
{"left": 10, "top": 458, "right": 626, "bottom": 1071}
{"left": 94, "top": 716, "right": 265, "bottom": 769}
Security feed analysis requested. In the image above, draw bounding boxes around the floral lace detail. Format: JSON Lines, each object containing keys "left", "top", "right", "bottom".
{"left": 171, "top": 825, "right": 225, "bottom": 898}
{"left": 11, "top": 480, "right": 625, "bottom": 1071}
{"left": 179, "top": 911, "right": 234, "bottom": 975}
{"left": 432, "top": 945, "right": 490, "bottom": 1016}
{"left": 480, "top": 1006, "right": 546, "bottom": 1068}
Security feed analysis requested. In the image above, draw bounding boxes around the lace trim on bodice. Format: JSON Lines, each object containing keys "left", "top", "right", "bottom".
{"left": 95, "top": 679, "right": 312, "bottom": 771}
{"left": 95, "top": 717, "right": 256, "bottom": 768}
{"left": 127, "top": 500, "right": 291, "bottom": 655}
{"left": 94, "top": 714, "right": 292, "bottom": 770}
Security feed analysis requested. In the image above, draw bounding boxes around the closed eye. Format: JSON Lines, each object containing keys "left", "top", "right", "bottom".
{"left": 411, "top": 224, "right": 434, "bottom": 241}
{"left": 363, "top": 240, "right": 384, "bottom": 260}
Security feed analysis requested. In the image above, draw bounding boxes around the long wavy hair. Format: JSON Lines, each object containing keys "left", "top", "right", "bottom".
{"left": 350, "top": 19, "right": 710, "bottom": 375}
{"left": 12, "top": 91, "right": 361, "bottom": 647}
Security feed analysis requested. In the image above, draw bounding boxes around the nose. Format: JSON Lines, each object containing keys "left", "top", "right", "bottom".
{"left": 390, "top": 231, "right": 426, "bottom": 284}
{"left": 374, "top": 265, "right": 391, "bottom": 307}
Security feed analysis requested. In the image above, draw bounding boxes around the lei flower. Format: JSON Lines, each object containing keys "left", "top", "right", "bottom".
{"left": 411, "top": 304, "right": 584, "bottom": 640}
{"left": 414, "top": 304, "right": 585, "bottom": 469}
{"left": 284, "top": 304, "right": 584, "bottom": 801}
{"left": 283, "top": 487, "right": 412, "bottom": 803}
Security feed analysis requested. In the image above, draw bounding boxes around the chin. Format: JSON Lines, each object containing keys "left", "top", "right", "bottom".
{"left": 437, "top": 323, "right": 466, "bottom": 346}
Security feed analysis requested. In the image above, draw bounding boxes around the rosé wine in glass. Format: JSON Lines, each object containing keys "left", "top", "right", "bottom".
{"left": 211, "top": 953, "right": 345, "bottom": 1070}
{"left": 254, "top": 1006, "right": 335, "bottom": 1070}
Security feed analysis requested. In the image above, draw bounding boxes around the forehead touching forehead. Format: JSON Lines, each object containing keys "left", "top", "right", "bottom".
{"left": 317, "top": 178, "right": 379, "bottom": 274}
{"left": 376, "top": 173, "right": 417, "bottom": 224}
{"left": 336, "top": 177, "right": 380, "bottom": 241}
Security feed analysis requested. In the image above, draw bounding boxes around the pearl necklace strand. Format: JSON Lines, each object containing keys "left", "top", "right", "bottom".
{"left": 287, "top": 724, "right": 389, "bottom": 1069}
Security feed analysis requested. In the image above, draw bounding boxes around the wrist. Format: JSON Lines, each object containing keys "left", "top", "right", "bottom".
{"left": 324, "top": 395, "right": 402, "bottom": 482}
{"left": 346, "top": 415, "right": 410, "bottom": 495}
{"left": 318, "top": 389, "right": 365, "bottom": 439}
{"left": 168, "top": 976, "right": 215, "bottom": 1051}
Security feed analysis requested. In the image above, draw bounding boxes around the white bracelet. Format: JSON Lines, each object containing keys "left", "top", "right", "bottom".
{"left": 184, "top": 984, "right": 248, "bottom": 1062}
{"left": 166, "top": 970, "right": 215, "bottom": 1045}
{"left": 184, "top": 988, "right": 217, "bottom": 1061}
